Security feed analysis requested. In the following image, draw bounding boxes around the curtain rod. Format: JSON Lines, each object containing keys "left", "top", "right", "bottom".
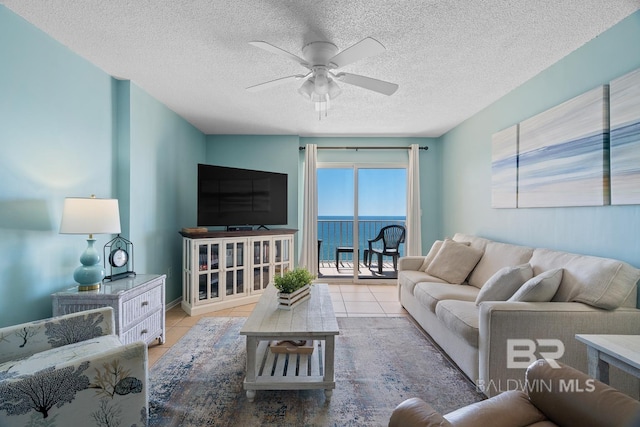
{"left": 298, "top": 146, "right": 428, "bottom": 151}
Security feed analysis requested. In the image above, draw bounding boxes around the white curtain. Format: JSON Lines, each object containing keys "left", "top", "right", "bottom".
{"left": 298, "top": 144, "right": 318, "bottom": 275}
{"left": 405, "top": 144, "right": 422, "bottom": 256}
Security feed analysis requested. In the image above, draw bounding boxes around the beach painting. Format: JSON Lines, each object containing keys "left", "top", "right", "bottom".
{"left": 491, "top": 125, "right": 518, "bottom": 208}
{"left": 518, "top": 86, "right": 610, "bottom": 207}
{"left": 610, "top": 68, "right": 640, "bottom": 205}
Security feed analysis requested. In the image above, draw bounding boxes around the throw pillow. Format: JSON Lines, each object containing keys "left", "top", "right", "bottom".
{"left": 419, "top": 240, "right": 443, "bottom": 272}
{"left": 426, "top": 239, "right": 483, "bottom": 284}
{"left": 475, "top": 264, "right": 533, "bottom": 305}
{"left": 509, "top": 268, "right": 563, "bottom": 302}
{"left": 419, "top": 239, "right": 471, "bottom": 272}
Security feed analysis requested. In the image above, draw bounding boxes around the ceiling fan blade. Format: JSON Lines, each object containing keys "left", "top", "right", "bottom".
{"left": 249, "top": 41, "right": 309, "bottom": 68}
{"left": 334, "top": 73, "right": 399, "bottom": 96}
{"left": 328, "top": 37, "right": 386, "bottom": 69}
{"left": 246, "top": 74, "right": 307, "bottom": 92}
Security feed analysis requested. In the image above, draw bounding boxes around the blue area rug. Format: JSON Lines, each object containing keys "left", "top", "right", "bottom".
{"left": 149, "top": 316, "right": 484, "bottom": 426}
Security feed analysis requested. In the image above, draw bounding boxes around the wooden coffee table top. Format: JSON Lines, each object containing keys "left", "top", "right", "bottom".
{"left": 240, "top": 283, "right": 339, "bottom": 338}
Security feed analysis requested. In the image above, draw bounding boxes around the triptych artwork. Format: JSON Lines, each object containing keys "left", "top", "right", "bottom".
{"left": 492, "top": 67, "right": 640, "bottom": 208}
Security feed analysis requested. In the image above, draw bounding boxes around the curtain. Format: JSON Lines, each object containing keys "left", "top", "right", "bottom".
{"left": 405, "top": 144, "right": 422, "bottom": 256}
{"left": 298, "top": 144, "right": 318, "bottom": 275}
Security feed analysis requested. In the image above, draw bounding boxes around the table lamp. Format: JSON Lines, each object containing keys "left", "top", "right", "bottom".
{"left": 60, "top": 195, "right": 121, "bottom": 290}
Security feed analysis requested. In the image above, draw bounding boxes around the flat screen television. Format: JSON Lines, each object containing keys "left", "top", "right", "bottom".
{"left": 197, "top": 164, "right": 288, "bottom": 227}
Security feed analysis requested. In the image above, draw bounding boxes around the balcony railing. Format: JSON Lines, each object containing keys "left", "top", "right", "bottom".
{"left": 317, "top": 218, "right": 406, "bottom": 264}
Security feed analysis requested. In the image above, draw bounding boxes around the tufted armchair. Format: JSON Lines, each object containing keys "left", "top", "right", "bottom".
{"left": 0, "top": 307, "right": 148, "bottom": 426}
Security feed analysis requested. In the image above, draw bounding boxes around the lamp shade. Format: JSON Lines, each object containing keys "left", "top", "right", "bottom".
{"left": 60, "top": 197, "right": 121, "bottom": 235}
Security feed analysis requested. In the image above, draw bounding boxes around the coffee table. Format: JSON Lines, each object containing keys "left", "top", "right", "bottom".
{"left": 240, "top": 283, "right": 339, "bottom": 401}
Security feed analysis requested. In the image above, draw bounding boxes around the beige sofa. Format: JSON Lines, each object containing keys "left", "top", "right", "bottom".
{"left": 398, "top": 233, "right": 640, "bottom": 397}
{"left": 389, "top": 359, "right": 640, "bottom": 427}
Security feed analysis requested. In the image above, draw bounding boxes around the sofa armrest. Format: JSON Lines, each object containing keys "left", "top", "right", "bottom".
{"left": 527, "top": 359, "right": 640, "bottom": 427}
{"left": 444, "top": 390, "right": 545, "bottom": 427}
{"left": 0, "top": 340, "right": 147, "bottom": 425}
{"left": 389, "top": 397, "right": 452, "bottom": 427}
{"left": 478, "top": 302, "right": 640, "bottom": 397}
{"left": 399, "top": 256, "right": 425, "bottom": 271}
{"left": 0, "top": 307, "right": 116, "bottom": 363}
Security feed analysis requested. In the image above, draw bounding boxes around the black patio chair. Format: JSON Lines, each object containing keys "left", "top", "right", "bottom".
{"left": 367, "top": 225, "right": 406, "bottom": 274}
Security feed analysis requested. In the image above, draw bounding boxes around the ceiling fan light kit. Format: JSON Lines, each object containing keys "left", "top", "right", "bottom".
{"left": 248, "top": 37, "right": 398, "bottom": 117}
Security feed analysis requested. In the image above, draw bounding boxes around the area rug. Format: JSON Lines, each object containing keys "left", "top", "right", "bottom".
{"left": 149, "top": 316, "right": 484, "bottom": 426}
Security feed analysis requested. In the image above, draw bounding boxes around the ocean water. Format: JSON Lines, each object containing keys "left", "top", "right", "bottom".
{"left": 317, "top": 216, "right": 406, "bottom": 262}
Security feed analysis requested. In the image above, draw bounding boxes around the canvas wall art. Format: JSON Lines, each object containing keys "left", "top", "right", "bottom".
{"left": 491, "top": 125, "right": 518, "bottom": 208}
{"left": 517, "top": 86, "right": 610, "bottom": 208}
{"left": 610, "top": 68, "right": 640, "bottom": 205}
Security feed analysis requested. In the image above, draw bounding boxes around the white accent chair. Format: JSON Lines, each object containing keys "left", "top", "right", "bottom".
{"left": 0, "top": 307, "right": 148, "bottom": 426}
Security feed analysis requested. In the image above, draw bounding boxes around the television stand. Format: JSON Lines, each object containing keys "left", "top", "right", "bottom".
{"left": 180, "top": 228, "right": 297, "bottom": 315}
{"left": 257, "top": 225, "right": 270, "bottom": 230}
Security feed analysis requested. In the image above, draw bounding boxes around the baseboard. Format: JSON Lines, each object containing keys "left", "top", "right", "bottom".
{"left": 165, "top": 297, "right": 181, "bottom": 311}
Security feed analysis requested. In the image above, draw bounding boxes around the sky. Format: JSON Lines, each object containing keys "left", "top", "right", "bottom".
{"left": 317, "top": 168, "right": 407, "bottom": 217}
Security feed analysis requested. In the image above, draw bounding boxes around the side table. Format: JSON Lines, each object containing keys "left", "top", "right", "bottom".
{"left": 575, "top": 334, "right": 640, "bottom": 384}
{"left": 52, "top": 274, "right": 166, "bottom": 345}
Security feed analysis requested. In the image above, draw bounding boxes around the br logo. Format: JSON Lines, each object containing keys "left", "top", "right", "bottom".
{"left": 507, "top": 339, "right": 565, "bottom": 369}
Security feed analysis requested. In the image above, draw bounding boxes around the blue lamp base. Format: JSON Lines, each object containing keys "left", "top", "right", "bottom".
{"left": 73, "top": 238, "right": 105, "bottom": 291}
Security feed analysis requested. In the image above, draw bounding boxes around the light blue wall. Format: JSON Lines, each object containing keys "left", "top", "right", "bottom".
{"left": 0, "top": 6, "right": 116, "bottom": 326}
{"left": 127, "top": 84, "right": 205, "bottom": 305}
{"left": 0, "top": 6, "right": 205, "bottom": 326}
{"left": 439, "top": 11, "right": 640, "bottom": 267}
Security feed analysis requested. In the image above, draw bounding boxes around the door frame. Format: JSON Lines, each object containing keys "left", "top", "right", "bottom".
{"left": 317, "top": 161, "right": 407, "bottom": 283}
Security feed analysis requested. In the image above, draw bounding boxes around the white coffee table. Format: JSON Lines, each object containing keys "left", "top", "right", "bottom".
{"left": 240, "top": 283, "right": 339, "bottom": 401}
{"left": 575, "top": 334, "right": 640, "bottom": 384}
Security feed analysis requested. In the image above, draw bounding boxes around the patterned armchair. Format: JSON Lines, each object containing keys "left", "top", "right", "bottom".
{"left": 0, "top": 307, "right": 148, "bottom": 426}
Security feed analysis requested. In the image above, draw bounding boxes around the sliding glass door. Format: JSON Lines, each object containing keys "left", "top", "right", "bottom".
{"left": 317, "top": 165, "right": 406, "bottom": 281}
{"left": 357, "top": 168, "right": 407, "bottom": 279}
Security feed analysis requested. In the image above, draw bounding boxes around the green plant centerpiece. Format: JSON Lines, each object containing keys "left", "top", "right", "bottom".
{"left": 274, "top": 268, "right": 315, "bottom": 310}
{"left": 274, "top": 268, "right": 315, "bottom": 294}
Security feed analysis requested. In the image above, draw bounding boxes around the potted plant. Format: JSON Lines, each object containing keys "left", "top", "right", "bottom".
{"left": 274, "top": 268, "right": 315, "bottom": 309}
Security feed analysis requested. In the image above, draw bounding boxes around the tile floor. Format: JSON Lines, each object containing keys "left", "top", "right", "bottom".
{"left": 148, "top": 283, "right": 406, "bottom": 366}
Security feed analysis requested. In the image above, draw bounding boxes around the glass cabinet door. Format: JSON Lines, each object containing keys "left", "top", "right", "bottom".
{"left": 251, "top": 238, "right": 271, "bottom": 292}
{"left": 273, "top": 237, "right": 292, "bottom": 279}
{"left": 224, "top": 240, "right": 245, "bottom": 297}
{"left": 196, "top": 242, "right": 220, "bottom": 303}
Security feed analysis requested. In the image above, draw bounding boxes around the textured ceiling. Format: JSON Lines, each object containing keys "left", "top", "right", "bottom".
{"left": 3, "top": 1, "right": 639, "bottom": 137}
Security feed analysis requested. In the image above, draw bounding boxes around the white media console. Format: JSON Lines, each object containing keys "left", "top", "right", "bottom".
{"left": 180, "top": 228, "right": 296, "bottom": 315}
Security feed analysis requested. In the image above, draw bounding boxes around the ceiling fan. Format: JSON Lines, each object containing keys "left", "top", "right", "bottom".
{"left": 246, "top": 37, "right": 398, "bottom": 114}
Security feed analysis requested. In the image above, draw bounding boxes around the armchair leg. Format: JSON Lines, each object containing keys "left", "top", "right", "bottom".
{"left": 377, "top": 253, "right": 383, "bottom": 274}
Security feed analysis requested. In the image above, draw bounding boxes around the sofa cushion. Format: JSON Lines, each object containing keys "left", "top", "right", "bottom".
{"left": 427, "top": 239, "right": 484, "bottom": 284}
{"left": 467, "top": 241, "right": 534, "bottom": 289}
{"left": 452, "top": 233, "right": 491, "bottom": 252}
{"left": 414, "top": 282, "right": 479, "bottom": 313}
{"left": 531, "top": 248, "right": 640, "bottom": 309}
{"left": 475, "top": 264, "right": 533, "bottom": 305}
{"left": 435, "top": 300, "right": 479, "bottom": 347}
{"left": 509, "top": 268, "right": 563, "bottom": 302}
{"left": 0, "top": 335, "right": 123, "bottom": 376}
{"left": 399, "top": 270, "right": 448, "bottom": 295}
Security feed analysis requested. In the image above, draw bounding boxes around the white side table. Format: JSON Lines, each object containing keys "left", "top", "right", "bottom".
{"left": 52, "top": 274, "right": 166, "bottom": 345}
{"left": 575, "top": 334, "right": 640, "bottom": 384}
